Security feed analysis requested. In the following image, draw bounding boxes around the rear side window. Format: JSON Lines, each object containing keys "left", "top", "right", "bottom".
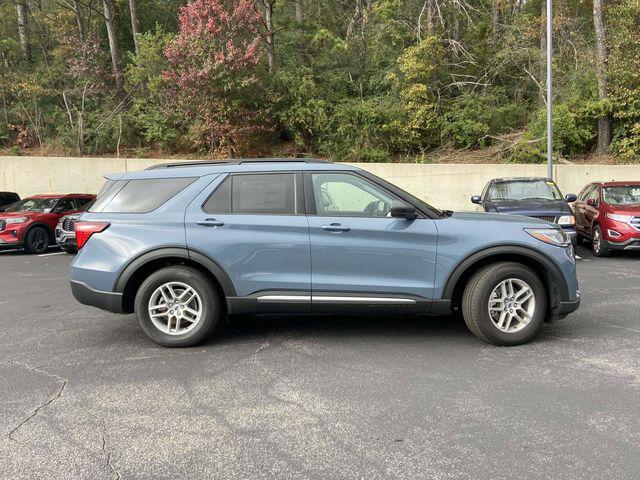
{"left": 90, "top": 178, "right": 196, "bottom": 213}
{"left": 203, "top": 173, "right": 296, "bottom": 215}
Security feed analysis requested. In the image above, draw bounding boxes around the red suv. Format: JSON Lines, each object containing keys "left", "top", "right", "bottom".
{"left": 0, "top": 194, "right": 95, "bottom": 254}
{"left": 573, "top": 182, "right": 640, "bottom": 256}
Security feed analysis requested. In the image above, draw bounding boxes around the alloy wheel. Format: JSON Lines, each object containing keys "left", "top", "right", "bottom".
{"left": 593, "top": 228, "right": 601, "bottom": 254}
{"left": 487, "top": 278, "right": 536, "bottom": 333}
{"left": 148, "top": 282, "right": 203, "bottom": 335}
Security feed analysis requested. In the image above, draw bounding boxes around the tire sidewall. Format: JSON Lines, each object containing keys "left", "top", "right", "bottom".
{"left": 471, "top": 264, "right": 547, "bottom": 346}
{"left": 134, "top": 268, "right": 220, "bottom": 347}
{"left": 26, "top": 226, "right": 50, "bottom": 254}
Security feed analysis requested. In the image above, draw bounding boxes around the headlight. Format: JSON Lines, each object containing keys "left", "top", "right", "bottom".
{"left": 557, "top": 215, "right": 575, "bottom": 226}
{"left": 525, "top": 228, "right": 571, "bottom": 247}
{"left": 5, "top": 216, "right": 28, "bottom": 225}
{"left": 606, "top": 213, "right": 632, "bottom": 223}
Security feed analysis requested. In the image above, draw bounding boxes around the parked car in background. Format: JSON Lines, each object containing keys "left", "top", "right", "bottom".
{"left": 471, "top": 177, "right": 578, "bottom": 245}
{"left": 56, "top": 213, "right": 82, "bottom": 254}
{"left": 0, "top": 192, "right": 20, "bottom": 212}
{"left": 70, "top": 159, "right": 579, "bottom": 348}
{"left": 0, "top": 193, "right": 95, "bottom": 253}
{"left": 573, "top": 181, "right": 640, "bottom": 256}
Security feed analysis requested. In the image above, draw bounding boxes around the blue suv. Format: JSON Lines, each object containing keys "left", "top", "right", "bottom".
{"left": 70, "top": 159, "right": 580, "bottom": 347}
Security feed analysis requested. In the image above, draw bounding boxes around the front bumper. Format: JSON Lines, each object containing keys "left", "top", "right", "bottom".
{"left": 605, "top": 237, "right": 640, "bottom": 251}
{"left": 0, "top": 236, "right": 23, "bottom": 250}
{"left": 70, "top": 280, "right": 124, "bottom": 313}
{"left": 56, "top": 229, "right": 77, "bottom": 249}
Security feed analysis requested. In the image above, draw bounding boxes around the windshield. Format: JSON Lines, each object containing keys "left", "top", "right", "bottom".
{"left": 602, "top": 185, "right": 640, "bottom": 205}
{"left": 5, "top": 197, "right": 59, "bottom": 213}
{"left": 488, "top": 180, "right": 562, "bottom": 202}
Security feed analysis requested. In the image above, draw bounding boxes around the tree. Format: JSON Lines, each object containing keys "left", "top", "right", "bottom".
{"left": 593, "top": 0, "right": 611, "bottom": 154}
{"left": 128, "top": 0, "right": 141, "bottom": 54}
{"left": 102, "top": 0, "right": 125, "bottom": 96}
{"left": 164, "top": 0, "right": 265, "bottom": 152}
{"left": 260, "top": 0, "right": 277, "bottom": 73}
{"left": 14, "top": 0, "right": 31, "bottom": 62}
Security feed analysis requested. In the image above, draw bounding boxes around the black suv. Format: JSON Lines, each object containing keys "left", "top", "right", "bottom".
{"left": 0, "top": 192, "right": 20, "bottom": 212}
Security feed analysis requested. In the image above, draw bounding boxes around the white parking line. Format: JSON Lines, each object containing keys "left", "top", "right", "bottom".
{"left": 38, "top": 252, "right": 66, "bottom": 257}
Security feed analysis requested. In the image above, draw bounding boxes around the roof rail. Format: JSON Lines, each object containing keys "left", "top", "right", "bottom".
{"left": 145, "top": 158, "right": 329, "bottom": 170}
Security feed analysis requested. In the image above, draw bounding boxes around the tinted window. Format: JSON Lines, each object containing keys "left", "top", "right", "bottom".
{"left": 202, "top": 177, "right": 231, "bottom": 213}
{"left": 312, "top": 173, "right": 396, "bottom": 217}
{"left": 587, "top": 187, "right": 600, "bottom": 205}
{"left": 5, "top": 197, "right": 58, "bottom": 213}
{"left": 233, "top": 174, "right": 295, "bottom": 214}
{"left": 76, "top": 197, "right": 93, "bottom": 209}
{"left": 56, "top": 197, "right": 77, "bottom": 212}
{"left": 91, "top": 178, "right": 196, "bottom": 213}
{"left": 203, "top": 174, "right": 296, "bottom": 215}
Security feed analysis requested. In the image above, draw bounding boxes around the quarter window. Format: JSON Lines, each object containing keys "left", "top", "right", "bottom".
{"left": 90, "top": 178, "right": 196, "bottom": 213}
{"left": 311, "top": 173, "right": 396, "bottom": 217}
{"left": 203, "top": 173, "right": 296, "bottom": 215}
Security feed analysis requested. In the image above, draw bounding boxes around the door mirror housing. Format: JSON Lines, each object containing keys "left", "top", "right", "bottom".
{"left": 565, "top": 193, "right": 577, "bottom": 203}
{"left": 390, "top": 201, "right": 418, "bottom": 220}
{"left": 586, "top": 198, "right": 597, "bottom": 207}
{"left": 471, "top": 195, "right": 482, "bottom": 204}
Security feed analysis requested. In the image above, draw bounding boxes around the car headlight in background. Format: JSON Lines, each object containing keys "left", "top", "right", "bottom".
{"left": 606, "top": 213, "right": 632, "bottom": 223}
{"left": 525, "top": 228, "right": 572, "bottom": 247}
{"left": 557, "top": 215, "right": 576, "bottom": 226}
{"left": 5, "top": 216, "right": 28, "bottom": 225}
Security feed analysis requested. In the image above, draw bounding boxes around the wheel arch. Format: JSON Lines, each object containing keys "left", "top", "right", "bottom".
{"left": 24, "top": 222, "right": 55, "bottom": 242}
{"left": 443, "top": 246, "right": 569, "bottom": 316}
{"left": 114, "top": 247, "right": 236, "bottom": 314}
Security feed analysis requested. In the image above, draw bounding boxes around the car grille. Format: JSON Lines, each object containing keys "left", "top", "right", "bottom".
{"left": 0, "top": 219, "right": 5, "bottom": 232}
{"left": 631, "top": 216, "right": 640, "bottom": 231}
{"left": 532, "top": 215, "right": 558, "bottom": 223}
{"left": 62, "top": 217, "right": 77, "bottom": 232}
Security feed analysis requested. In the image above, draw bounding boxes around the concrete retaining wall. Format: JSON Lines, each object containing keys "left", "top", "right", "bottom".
{"left": 1, "top": 156, "right": 639, "bottom": 210}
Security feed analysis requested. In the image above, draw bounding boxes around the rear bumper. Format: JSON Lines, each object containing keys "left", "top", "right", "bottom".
{"left": 70, "top": 280, "right": 123, "bottom": 313}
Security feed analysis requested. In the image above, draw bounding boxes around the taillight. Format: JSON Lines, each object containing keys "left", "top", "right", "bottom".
{"left": 75, "top": 221, "right": 110, "bottom": 249}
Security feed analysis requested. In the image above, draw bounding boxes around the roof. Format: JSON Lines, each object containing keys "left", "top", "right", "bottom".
{"left": 491, "top": 177, "right": 552, "bottom": 183}
{"left": 27, "top": 193, "right": 95, "bottom": 198}
{"left": 592, "top": 181, "right": 640, "bottom": 187}
{"left": 106, "top": 158, "right": 359, "bottom": 181}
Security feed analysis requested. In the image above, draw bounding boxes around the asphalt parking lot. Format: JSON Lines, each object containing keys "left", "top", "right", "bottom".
{"left": 0, "top": 247, "right": 639, "bottom": 480}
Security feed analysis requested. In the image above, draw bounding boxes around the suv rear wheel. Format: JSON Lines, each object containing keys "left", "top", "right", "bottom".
{"left": 134, "top": 266, "right": 223, "bottom": 347}
{"left": 462, "top": 262, "right": 547, "bottom": 346}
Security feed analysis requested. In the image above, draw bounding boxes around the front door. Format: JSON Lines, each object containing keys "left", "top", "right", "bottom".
{"left": 305, "top": 171, "right": 438, "bottom": 313}
{"left": 185, "top": 172, "right": 311, "bottom": 309}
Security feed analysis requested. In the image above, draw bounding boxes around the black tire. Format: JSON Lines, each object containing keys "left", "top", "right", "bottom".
{"left": 592, "top": 225, "right": 610, "bottom": 257}
{"left": 461, "top": 262, "right": 547, "bottom": 346}
{"left": 25, "top": 226, "right": 50, "bottom": 254}
{"left": 134, "top": 266, "right": 223, "bottom": 347}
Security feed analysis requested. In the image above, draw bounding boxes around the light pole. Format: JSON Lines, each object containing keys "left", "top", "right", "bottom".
{"left": 546, "top": 0, "right": 553, "bottom": 179}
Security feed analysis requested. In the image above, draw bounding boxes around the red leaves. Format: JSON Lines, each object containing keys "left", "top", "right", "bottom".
{"left": 163, "top": 0, "right": 266, "bottom": 153}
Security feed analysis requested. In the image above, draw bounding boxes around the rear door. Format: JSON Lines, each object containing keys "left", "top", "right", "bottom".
{"left": 184, "top": 172, "right": 311, "bottom": 308}
{"left": 305, "top": 171, "right": 438, "bottom": 313}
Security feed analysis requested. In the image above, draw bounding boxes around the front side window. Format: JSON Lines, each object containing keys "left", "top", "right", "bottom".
{"left": 487, "top": 179, "right": 562, "bottom": 202}
{"left": 203, "top": 173, "right": 296, "bottom": 215}
{"left": 602, "top": 185, "right": 640, "bottom": 206}
{"left": 587, "top": 187, "right": 600, "bottom": 205}
{"left": 5, "top": 197, "right": 58, "bottom": 213}
{"left": 56, "top": 198, "right": 77, "bottom": 212}
{"left": 90, "top": 177, "right": 196, "bottom": 213}
{"left": 578, "top": 185, "right": 594, "bottom": 202}
{"left": 312, "top": 173, "right": 396, "bottom": 217}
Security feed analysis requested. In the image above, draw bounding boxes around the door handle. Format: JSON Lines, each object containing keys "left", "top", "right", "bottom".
{"left": 196, "top": 218, "right": 225, "bottom": 227}
{"left": 321, "top": 223, "right": 350, "bottom": 232}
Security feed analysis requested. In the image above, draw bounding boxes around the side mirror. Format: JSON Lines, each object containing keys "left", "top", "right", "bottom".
{"left": 390, "top": 200, "right": 418, "bottom": 220}
{"left": 471, "top": 195, "right": 482, "bottom": 204}
{"left": 565, "top": 193, "right": 577, "bottom": 203}
{"left": 586, "top": 198, "right": 597, "bottom": 207}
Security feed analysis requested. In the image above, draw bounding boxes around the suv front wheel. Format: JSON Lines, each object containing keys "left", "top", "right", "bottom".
{"left": 134, "top": 266, "right": 223, "bottom": 347}
{"left": 462, "top": 262, "right": 547, "bottom": 346}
